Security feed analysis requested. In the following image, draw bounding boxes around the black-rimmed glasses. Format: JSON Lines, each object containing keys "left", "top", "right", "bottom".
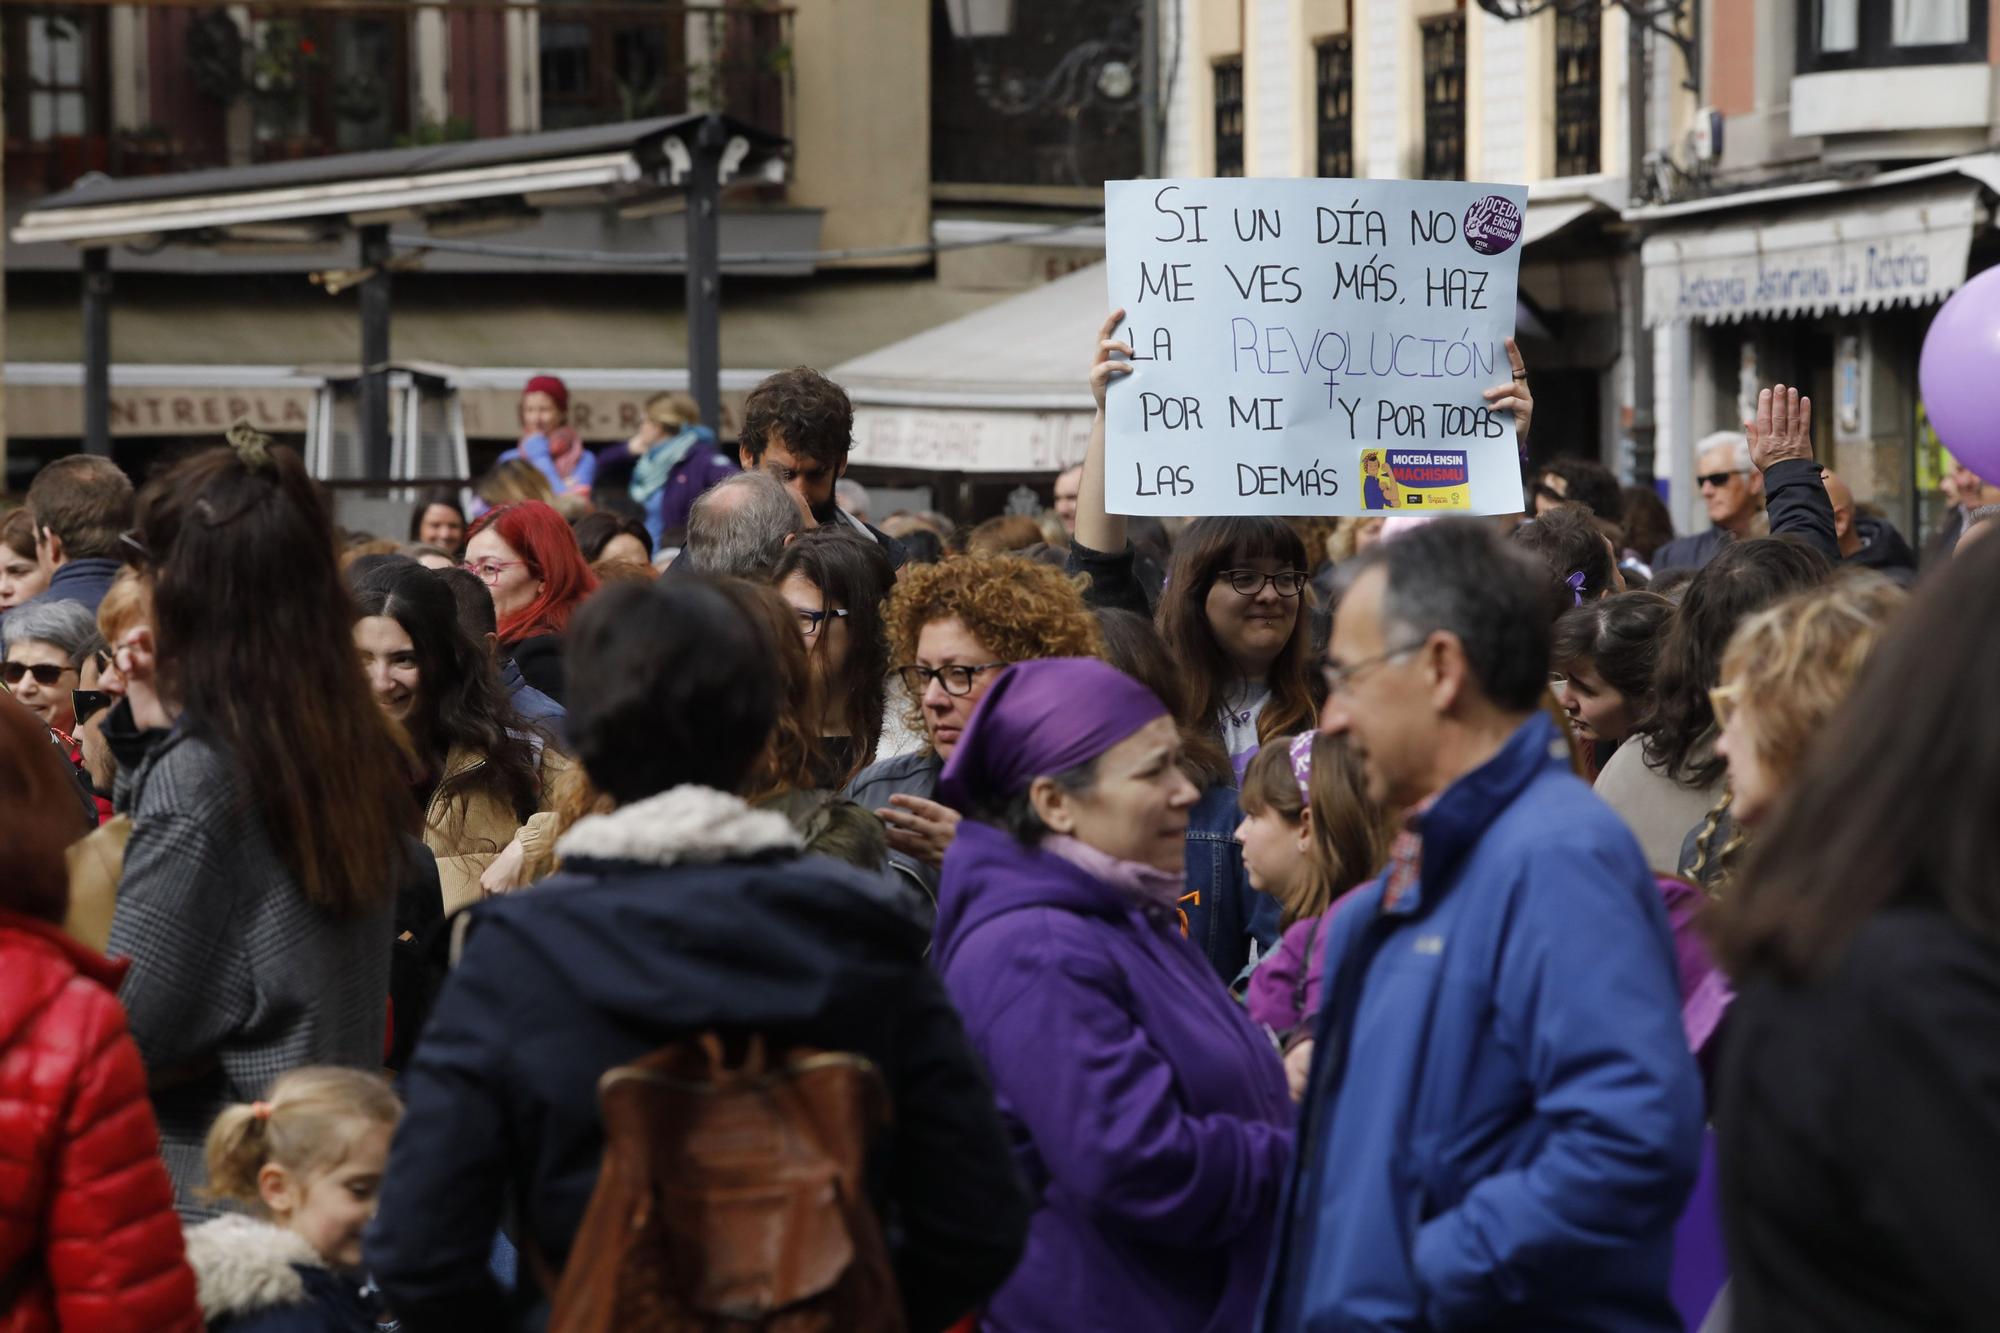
{"left": 1220, "top": 568, "right": 1307, "bottom": 598}
{"left": 796, "top": 607, "right": 851, "bottom": 636}
{"left": 895, "top": 662, "right": 1008, "bottom": 697}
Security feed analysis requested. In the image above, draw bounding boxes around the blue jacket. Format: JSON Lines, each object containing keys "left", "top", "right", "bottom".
{"left": 499, "top": 658, "right": 565, "bottom": 739}
{"left": 1260, "top": 712, "right": 1703, "bottom": 1332}
{"left": 18, "top": 555, "right": 122, "bottom": 619}
{"left": 498, "top": 433, "right": 595, "bottom": 496}
{"left": 1182, "top": 782, "right": 1281, "bottom": 984}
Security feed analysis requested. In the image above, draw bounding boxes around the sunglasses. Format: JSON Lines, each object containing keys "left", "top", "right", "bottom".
{"left": 1696, "top": 471, "right": 1747, "bottom": 489}
{"left": 1, "top": 660, "right": 78, "bottom": 688}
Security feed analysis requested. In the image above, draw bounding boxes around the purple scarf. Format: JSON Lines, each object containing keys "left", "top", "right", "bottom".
{"left": 938, "top": 658, "right": 1168, "bottom": 810}
{"left": 1043, "top": 834, "right": 1186, "bottom": 917}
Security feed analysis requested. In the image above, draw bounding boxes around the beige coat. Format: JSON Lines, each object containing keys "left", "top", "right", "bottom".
{"left": 1593, "top": 740, "right": 1723, "bottom": 875}
{"left": 426, "top": 744, "right": 567, "bottom": 913}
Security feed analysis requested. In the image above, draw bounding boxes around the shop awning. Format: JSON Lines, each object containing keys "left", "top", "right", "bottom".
{"left": 3, "top": 271, "right": 1014, "bottom": 442}
{"left": 835, "top": 262, "right": 1105, "bottom": 474}
{"left": 1632, "top": 158, "right": 2000, "bottom": 327}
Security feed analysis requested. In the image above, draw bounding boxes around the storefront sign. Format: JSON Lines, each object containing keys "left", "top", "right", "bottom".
{"left": 1103, "top": 177, "right": 1528, "bottom": 517}
{"left": 1642, "top": 186, "right": 1976, "bottom": 327}
{"left": 847, "top": 405, "right": 1093, "bottom": 474}
{"left": 6, "top": 383, "right": 317, "bottom": 438}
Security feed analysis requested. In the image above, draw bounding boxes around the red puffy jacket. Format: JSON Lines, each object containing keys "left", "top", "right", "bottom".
{"left": 0, "top": 909, "right": 201, "bottom": 1333}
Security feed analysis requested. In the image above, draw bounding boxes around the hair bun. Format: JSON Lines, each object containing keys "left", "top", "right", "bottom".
{"left": 225, "top": 420, "right": 274, "bottom": 470}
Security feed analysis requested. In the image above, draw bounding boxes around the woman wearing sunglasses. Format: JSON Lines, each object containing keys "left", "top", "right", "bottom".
{"left": 3, "top": 598, "right": 110, "bottom": 822}
{"left": 772, "top": 527, "right": 895, "bottom": 790}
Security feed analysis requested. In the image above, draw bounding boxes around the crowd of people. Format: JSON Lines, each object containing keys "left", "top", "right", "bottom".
{"left": 3, "top": 323, "right": 1999, "bottom": 1333}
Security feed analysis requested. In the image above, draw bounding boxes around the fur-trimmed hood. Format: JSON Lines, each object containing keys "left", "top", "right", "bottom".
{"left": 183, "top": 1214, "right": 322, "bottom": 1321}
{"left": 555, "top": 785, "right": 801, "bottom": 867}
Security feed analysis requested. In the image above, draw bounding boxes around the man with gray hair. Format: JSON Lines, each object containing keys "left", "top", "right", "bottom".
{"left": 1652, "top": 430, "right": 1761, "bottom": 574}
{"left": 1654, "top": 384, "right": 1839, "bottom": 573}
{"left": 1263, "top": 517, "right": 1703, "bottom": 1330}
{"left": 677, "top": 469, "right": 805, "bottom": 580}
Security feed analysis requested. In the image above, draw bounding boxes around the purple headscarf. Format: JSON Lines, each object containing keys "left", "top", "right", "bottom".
{"left": 937, "top": 658, "right": 1168, "bottom": 811}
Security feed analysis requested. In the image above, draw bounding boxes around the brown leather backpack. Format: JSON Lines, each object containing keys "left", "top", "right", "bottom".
{"left": 539, "top": 1033, "right": 906, "bottom": 1333}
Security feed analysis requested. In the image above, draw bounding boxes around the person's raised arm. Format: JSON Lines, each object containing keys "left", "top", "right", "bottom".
{"left": 1751, "top": 384, "right": 1839, "bottom": 565}
{"left": 1482, "top": 337, "right": 1535, "bottom": 451}
{"left": 1076, "top": 308, "right": 1134, "bottom": 558}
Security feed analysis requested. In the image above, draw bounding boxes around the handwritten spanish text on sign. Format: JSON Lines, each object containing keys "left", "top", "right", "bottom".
{"left": 1104, "top": 177, "right": 1529, "bottom": 517}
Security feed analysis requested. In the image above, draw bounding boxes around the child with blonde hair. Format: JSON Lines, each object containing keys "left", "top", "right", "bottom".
{"left": 183, "top": 1067, "right": 402, "bottom": 1332}
{"left": 1235, "top": 731, "right": 1392, "bottom": 1096}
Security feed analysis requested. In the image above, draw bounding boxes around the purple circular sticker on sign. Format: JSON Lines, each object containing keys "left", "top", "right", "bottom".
{"left": 1463, "top": 195, "right": 1523, "bottom": 256}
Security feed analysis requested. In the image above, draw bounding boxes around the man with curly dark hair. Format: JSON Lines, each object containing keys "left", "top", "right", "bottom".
{"left": 739, "top": 366, "right": 907, "bottom": 567}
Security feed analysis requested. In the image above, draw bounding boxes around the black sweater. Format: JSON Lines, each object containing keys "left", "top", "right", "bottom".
{"left": 1717, "top": 906, "right": 2000, "bottom": 1331}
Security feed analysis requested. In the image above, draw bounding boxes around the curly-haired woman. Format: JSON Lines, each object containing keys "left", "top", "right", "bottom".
{"left": 845, "top": 554, "right": 1102, "bottom": 908}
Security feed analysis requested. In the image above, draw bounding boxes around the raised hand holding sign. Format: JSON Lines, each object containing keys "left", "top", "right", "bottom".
{"left": 1103, "top": 177, "right": 1530, "bottom": 517}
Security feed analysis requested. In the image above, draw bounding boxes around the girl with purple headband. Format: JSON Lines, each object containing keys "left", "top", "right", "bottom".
{"left": 932, "top": 656, "right": 1293, "bottom": 1333}
{"left": 1235, "top": 731, "right": 1392, "bottom": 1097}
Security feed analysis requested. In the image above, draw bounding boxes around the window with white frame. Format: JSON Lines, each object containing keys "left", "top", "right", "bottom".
{"left": 1801, "top": 0, "right": 1984, "bottom": 72}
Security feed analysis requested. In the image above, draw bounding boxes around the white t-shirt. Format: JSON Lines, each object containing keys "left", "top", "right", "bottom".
{"left": 1220, "top": 680, "right": 1272, "bottom": 781}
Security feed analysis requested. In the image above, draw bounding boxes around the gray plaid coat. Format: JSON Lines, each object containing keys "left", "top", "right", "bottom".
{"left": 107, "top": 725, "right": 391, "bottom": 1214}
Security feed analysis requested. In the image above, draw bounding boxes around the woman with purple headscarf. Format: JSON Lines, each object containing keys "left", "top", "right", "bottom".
{"left": 933, "top": 657, "right": 1293, "bottom": 1333}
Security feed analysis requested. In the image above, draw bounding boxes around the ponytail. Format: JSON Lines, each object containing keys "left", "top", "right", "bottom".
{"left": 202, "top": 1100, "right": 275, "bottom": 1206}
{"left": 200, "top": 1066, "right": 402, "bottom": 1209}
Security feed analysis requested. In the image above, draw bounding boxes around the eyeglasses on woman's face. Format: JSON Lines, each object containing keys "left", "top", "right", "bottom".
{"left": 1, "top": 660, "right": 78, "bottom": 688}
{"left": 461, "top": 558, "right": 524, "bottom": 585}
{"left": 895, "top": 662, "right": 1008, "bottom": 698}
{"left": 796, "top": 606, "right": 851, "bottom": 637}
{"left": 1219, "top": 568, "right": 1308, "bottom": 598}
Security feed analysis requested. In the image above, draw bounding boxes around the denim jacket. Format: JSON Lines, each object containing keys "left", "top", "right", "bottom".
{"left": 1180, "top": 782, "right": 1281, "bottom": 984}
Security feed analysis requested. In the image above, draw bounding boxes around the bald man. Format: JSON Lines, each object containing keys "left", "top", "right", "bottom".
{"left": 1821, "top": 469, "right": 1917, "bottom": 586}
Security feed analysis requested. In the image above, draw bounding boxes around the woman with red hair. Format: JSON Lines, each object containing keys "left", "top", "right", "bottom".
{"left": 0, "top": 694, "right": 204, "bottom": 1331}
{"left": 463, "top": 500, "right": 598, "bottom": 705}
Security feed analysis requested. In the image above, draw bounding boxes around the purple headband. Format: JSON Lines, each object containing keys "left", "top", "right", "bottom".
{"left": 937, "top": 658, "right": 1169, "bottom": 811}
{"left": 1287, "top": 731, "right": 1315, "bottom": 803}
{"left": 1565, "top": 570, "right": 1587, "bottom": 606}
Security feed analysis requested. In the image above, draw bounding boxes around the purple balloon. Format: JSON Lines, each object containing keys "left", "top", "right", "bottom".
{"left": 1920, "top": 265, "right": 2000, "bottom": 487}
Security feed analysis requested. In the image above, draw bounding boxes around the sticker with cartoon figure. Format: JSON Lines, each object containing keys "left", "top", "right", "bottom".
{"left": 1361, "top": 449, "right": 1472, "bottom": 511}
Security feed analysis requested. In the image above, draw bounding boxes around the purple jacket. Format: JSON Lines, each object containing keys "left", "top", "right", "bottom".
{"left": 1244, "top": 913, "right": 1329, "bottom": 1035}
{"left": 935, "top": 820, "right": 1293, "bottom": 1333}
{"left": 592, "top": 436, "right": 739, "bottom": 542}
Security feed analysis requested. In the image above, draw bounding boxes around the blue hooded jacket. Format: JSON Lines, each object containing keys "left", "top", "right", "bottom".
{"left": 1259, "top": 712, "right": 1703, "bottom": 1332}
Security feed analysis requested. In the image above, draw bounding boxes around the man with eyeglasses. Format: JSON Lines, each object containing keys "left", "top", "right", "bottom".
{"left": 1260, "top": 519, "right": 1702, "bottom": 1332}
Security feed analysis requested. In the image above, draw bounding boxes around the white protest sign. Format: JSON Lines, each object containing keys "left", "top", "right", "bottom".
{"left": 1103, "top": 177, "right": 1529, "bottom": 517}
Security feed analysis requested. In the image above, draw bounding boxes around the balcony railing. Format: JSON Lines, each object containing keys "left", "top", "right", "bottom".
{"left": 2, "top": 0, "right": 791, "bottom": 195}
